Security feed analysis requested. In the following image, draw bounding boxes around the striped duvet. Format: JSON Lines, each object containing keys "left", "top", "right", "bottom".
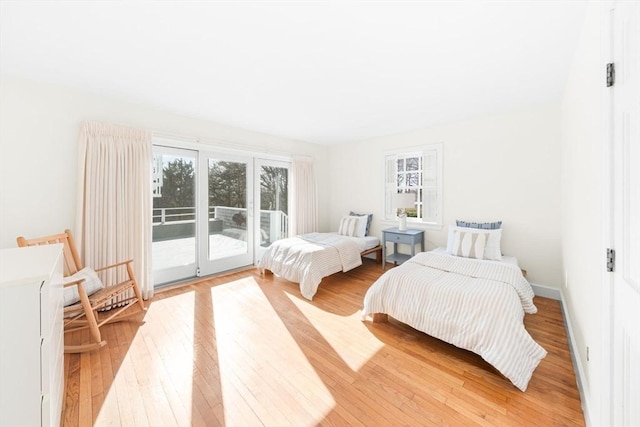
{"left": 362, "top": 251, "right": 547, "bottom": 391}
{"left": 259, "top": 232, "right": 363, "bottom": 300}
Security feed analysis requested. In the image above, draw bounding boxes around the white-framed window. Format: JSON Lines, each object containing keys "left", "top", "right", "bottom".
{"left": 383, "top": 143, "right": 443, "bottom": 228}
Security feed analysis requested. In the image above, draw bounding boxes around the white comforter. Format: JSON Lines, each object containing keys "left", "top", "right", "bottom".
{"left": 362, "top": 251, "right": 547, "bottom": 391}
{"left": 259, "top": 232, "right": 363, "bottom": 300}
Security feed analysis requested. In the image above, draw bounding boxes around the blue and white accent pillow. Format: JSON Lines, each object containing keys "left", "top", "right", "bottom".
{"left": 456, "top": 219, "right": 502, "bottom": 230}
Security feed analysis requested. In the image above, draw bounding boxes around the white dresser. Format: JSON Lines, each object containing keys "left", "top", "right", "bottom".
{"left": 0, "top": 245, "right": 65, "bottom": 427}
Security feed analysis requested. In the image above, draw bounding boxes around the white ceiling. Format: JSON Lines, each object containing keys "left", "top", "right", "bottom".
{"left": 0, "top": 1, "right": 587, "bottom": 145}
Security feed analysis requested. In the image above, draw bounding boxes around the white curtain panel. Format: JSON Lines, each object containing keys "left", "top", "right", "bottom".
{"left": 291, "top": 157, "right": 318, "bottom": 235}
{"left": 75, "top": 121, "right": 153, "bottom": 300}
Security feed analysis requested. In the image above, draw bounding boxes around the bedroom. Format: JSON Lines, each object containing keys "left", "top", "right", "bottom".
{"left": 0, "top": 1, "right": 638, "bottom": 426}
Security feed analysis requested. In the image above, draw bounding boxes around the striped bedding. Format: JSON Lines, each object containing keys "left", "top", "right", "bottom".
{"left": 362, "top": 251, "right": 547, "bottom": 391}
{"left": 259, "top": 232, "right": 364, "bottom": 300}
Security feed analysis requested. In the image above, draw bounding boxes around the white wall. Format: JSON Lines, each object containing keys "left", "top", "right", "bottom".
{"left": 0, "top": 76, "right": 329, "bottom": 249}
{"left": 327, "top": 105, "right": 562, "bottom": 288}
{"left": 560, "top": 2, "right": 605, "bottom": 425}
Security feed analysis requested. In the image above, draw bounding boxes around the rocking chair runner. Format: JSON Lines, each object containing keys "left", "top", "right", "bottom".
{"left": 16, "top": 229, "right": 146, "bottom": 353}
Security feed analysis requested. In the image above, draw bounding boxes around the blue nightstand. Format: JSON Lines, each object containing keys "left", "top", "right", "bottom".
{"left": 382, "top": 227, "right": 424, "bottom": 269}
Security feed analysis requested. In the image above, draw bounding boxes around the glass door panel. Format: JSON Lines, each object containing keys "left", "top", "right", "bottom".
{"left": 151, "top": 146, "right": 198, "bottom": 286}
{"left": 255, "top": 159, "right": 290, "bottom": 264}
{"left": 152, "top": 142, "right": 290, "bottom": 282}
{"left": 198, "top": 153, "right": 253, "bottom": 275}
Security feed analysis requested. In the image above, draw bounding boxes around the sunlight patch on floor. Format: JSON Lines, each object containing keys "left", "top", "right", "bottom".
{"left": 94, "top": 291, "right": 197, "bottom": 426}
{"left": 211, "top": 277, "right": 336, "bottom": 426}
{"left": 285, "top": 292, "right": 385, "bottom": 373}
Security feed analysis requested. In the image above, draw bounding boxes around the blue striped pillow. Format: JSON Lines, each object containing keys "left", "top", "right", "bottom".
{"left": 456, "top": 220, "right": 502, "bottom": 230}
{"left": 350, "top": 211, "right": 373, "bottom": 236}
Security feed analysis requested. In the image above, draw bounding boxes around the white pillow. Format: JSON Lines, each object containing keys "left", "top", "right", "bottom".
{"left": 62, "top": 267, "right": 105, "bottom": 306}
{"left": 447, "top": 225, "right": 502, "bottom": 261}
{"left": 338, "top": 215, "right": 368, "bottom": 238}
{"left": 451, "top": 228, "right": 488, "bottom": 260}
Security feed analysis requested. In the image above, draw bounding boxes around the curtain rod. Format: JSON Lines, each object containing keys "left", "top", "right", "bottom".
{"left": 82, "top": 120, "right": 315, "bottom": 162}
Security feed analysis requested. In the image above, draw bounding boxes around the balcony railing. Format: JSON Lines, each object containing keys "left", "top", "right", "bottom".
{"left": 152, "top": 206, "right": 288, "bottom": 245}
{"left": 152, "top": 206, "right": 215, "bottom": 224}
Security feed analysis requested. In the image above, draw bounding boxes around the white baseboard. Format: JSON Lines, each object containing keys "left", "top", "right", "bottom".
{"left": 529, "top": 283, "right": 591, "bottom": 426}
{"left": 557, "top": 291, "right": 593, "bottom": 427}
{"left": 530, "top": 282, "right": 562, "bottom": 300}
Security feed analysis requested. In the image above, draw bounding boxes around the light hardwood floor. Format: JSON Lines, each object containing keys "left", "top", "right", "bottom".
{"left": 62, "top": 259, "right": 585, "bottom": 426}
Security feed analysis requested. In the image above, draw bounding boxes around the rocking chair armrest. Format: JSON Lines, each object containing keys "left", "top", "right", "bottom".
{"left": 63, "top": 278, "right": 85, "bottom": 289}
{"left": 94, "top": 259, "right": 134, "bottom": 272}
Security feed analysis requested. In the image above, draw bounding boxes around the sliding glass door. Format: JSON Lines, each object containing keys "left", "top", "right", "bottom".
{"left": 152, "top": 146, "right": 198, "bottom": 284}
{"left": 152, "top": 143, "right": 290, "bottom": 286}
{"left": 198, "top": 152, "right": 254, "bottom": 276}
{"left": 255, "top": 159, "right": 290, "bottom": 264}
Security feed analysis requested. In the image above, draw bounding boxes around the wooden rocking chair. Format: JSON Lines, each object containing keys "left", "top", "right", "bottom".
{"left": 17, "top": 229, "right": 146, "bottom": 353}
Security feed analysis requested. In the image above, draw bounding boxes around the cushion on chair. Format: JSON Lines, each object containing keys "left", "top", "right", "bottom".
{"left": 62, "top": 267, "right": 105, "bottom": 306}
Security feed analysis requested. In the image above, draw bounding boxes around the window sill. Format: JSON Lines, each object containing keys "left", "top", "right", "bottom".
{"left": 380, "top": 220, "right": 443, "bottom": 232}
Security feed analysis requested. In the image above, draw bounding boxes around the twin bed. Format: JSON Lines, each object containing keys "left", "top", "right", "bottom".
{"left": 259, "top": 219, "right": 546, "bottom": 391}
{"left": 362, "top": 247, "right": 546, "bottom": 391}
{"left": 259, "top": 231, "right": 381, "bottom": 300}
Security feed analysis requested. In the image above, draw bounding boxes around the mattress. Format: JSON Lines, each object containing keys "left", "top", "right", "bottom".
{"left": 328, "top": 232, "right": 380, "bottom": 251}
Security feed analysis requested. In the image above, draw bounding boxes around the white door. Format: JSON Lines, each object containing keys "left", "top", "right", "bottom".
{"left": 198, "top": 152, "right": 254, "bottom": 276}
{"left": 254, "top": 159, "right": 290, "bottom": 265}
{"left": 151, "top": 146, "right": 198, "bottom": 284}
{"left": 609, "top": 2, "right": 640, "bottom": 425}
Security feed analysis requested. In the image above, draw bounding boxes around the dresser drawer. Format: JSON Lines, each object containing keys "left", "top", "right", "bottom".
{"left": 385, "top": 232, "right": 414, "bottom": 245}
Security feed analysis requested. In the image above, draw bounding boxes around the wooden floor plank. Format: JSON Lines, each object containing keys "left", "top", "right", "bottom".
{"left": 62, "top": 259, "right": 585, "bottom": 426}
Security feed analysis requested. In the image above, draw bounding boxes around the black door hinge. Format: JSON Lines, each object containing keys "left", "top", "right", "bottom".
{"left": 606, "top": 248, "right": 615, "bottom": 272}
{"left": 606, "top": 63, "right": 615, "bottom": 87}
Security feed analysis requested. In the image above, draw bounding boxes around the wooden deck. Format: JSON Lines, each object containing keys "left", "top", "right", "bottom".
{"left": 61, "top": 259, "right": 585, "bottom": 426}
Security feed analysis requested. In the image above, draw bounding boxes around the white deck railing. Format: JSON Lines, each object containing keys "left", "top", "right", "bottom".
{"left": 152, "top": 206, "right": 288, "bottom": 244}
